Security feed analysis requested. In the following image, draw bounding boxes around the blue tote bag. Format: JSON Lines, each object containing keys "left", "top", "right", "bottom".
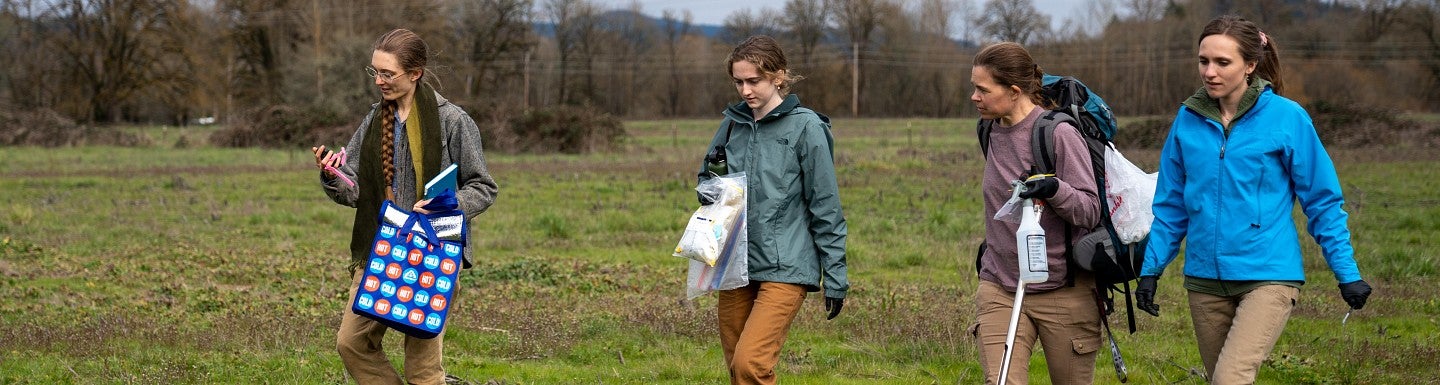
{"left": 351, "top": 191, "right": 466, "bottom": 339}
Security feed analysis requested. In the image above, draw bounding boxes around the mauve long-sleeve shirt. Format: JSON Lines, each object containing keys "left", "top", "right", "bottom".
{"left": 979, "top": 107, "right": 1100, "bottom": 292}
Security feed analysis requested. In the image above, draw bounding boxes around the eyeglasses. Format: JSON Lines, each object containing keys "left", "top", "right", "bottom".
{"left": 365, "top": 66, "right": 405, "bottom": 84}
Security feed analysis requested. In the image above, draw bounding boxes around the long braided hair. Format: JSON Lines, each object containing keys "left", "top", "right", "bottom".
{"left": 372, "top": 29, "right": 428, "bottom": 199}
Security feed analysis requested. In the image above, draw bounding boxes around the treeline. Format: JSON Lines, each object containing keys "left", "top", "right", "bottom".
{"left": 1, "top": 0, "right": 1438, "bottom": 129}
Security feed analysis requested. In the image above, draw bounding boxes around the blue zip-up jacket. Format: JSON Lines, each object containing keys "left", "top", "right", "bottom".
{"left": 698, "top": 94, "right": 849, "bottom": 299}
{"left": 1142, "top": 82, "right": 1363, "bottom": 284}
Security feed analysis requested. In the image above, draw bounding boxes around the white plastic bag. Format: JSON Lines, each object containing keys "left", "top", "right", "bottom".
{"left": 993, "top": 179, "right": 1028, "bottom": 224}
{"left": 1103, "top": 145, "right": 1157, "bottom": 243}
{"left": 674, "top": 173, "right": 746, "bottom": 266}
{"left": 684, "top": 209, "right": 749, "bottom": 299}
{"left": 676, "top": 173, "right": 749, "bottom": 299}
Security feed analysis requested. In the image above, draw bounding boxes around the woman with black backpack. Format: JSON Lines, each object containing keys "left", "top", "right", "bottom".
{"left": 969, "top": 41, "right": 1103, "bottom": 385}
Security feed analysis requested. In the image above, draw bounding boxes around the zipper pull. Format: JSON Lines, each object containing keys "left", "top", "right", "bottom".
{"left": 1219, "top": 144, "right": 1226, "bottom": 159}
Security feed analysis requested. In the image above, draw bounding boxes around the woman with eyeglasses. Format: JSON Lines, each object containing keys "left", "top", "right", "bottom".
{"left": 313, "top": 28, "right": 497, "bottom": 384}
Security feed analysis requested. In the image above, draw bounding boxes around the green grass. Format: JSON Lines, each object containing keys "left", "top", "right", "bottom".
{"left": 1, "top": 120, "right": 1437, "bottom": 384}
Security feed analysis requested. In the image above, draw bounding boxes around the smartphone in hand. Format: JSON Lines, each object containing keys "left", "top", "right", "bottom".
{"left": 315, "top": 145, "right": 355, "bottom": 187}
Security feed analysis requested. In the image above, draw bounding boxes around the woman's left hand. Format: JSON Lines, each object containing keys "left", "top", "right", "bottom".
{"left": 412, "top": 199, "right": 433, "bottom": 214}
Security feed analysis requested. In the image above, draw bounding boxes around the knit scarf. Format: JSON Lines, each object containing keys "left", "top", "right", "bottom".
{"left": 350, "top": 82, "right": 444, "bottom": 265}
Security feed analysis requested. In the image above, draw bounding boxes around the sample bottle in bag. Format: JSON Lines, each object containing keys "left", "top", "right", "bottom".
{"left": 1016, "top": 198, "right": 1049, "bottom": 284}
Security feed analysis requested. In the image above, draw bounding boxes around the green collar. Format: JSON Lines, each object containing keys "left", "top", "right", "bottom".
{"left": 1182, "top": 78, "right": 1270, "bottom": 128}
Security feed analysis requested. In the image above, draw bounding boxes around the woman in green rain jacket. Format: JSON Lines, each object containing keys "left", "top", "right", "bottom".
{"left": 697, "top": 35, "right": 848, "bottom": 385}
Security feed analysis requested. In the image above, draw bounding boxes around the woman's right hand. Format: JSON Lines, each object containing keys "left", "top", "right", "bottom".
{"left": 312, "top": 145, "right": 339, "bottom": 171}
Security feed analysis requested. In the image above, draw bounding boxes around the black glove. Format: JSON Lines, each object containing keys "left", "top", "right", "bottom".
{"left": 1135, "top": 275, "right": 1160, "bottom": 317}
{"left": 825, "top": 297, "right": 844, "bottom": 320}
{"left": 1339, "top": 280, "right": 1372, "bottom": 310}
{"left": 1018, "top": 176, "right": 1059, "bottom": 199}
{"left": 697, "top": 191, "right": 716, "bottom": 206}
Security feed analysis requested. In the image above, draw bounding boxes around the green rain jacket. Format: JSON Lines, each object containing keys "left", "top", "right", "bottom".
{"left": 698, "top": 94, "right": 850, "bottom": 299}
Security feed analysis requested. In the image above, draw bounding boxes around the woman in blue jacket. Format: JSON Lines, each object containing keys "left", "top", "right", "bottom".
{"left": 1135, "top": 15, "right": 1372, "bottom": 384}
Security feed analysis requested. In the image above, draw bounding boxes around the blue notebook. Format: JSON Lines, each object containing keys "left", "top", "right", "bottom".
{"left": 424, "top": 164, "right": 458, "bottom": 199}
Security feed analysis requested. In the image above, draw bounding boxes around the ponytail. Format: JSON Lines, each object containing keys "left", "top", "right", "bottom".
{"left": 1255, "top": 34, "right": 1284, "bottom": 95}
{"left": 1031, "top": 64, "right": 1054, "bottom": 109}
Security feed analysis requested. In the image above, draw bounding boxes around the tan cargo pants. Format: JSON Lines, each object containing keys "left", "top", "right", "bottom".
{"left": 1187, "top": 285, "right": 1300, "bottom": 385}
{"left": 972, "top": 278, "right": 1102, "bottom": 385}
{"left": 337, "top": 269, "right": 446, "bottom": 385}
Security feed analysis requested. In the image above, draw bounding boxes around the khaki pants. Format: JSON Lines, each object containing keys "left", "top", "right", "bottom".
{"left": 337, "top": 269, "right": 446, "bottom": 385}
{"left": 1187, "top": 285, "right": 1299, "bottom": 385}
{"left": 718, "top": 281, "right": 808, "bottom": 385}
{"left": 972, "top": 279, "right": 1101, "bottom": 385}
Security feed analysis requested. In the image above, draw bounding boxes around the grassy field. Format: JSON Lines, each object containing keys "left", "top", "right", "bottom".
{"left": 1, "top": 119, "right": 1437, "bottom": 384}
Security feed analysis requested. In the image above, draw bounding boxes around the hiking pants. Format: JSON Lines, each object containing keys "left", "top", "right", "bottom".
{"left": 1187, "top": 285, "right": 1299, "bottom": 385}
{"left": 337, "top": 269, "right": 446, "bottom": 385}
{"left": 972, "top": 278, "right": 1101, "bottom": 385}
{"left": 718, "top": 281, "right": 808, "bottom": 385}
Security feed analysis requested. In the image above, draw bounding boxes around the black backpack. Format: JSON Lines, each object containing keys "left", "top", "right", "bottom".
{"left": 978, "top": 75, "right": 1148, "bottom": 334}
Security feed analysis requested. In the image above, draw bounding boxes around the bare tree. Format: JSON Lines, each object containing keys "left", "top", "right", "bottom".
{"left": 916, "top": 0, "right": 961, "bottom": 116}
{"left": 600, "top": 0, "right": 658, "bottom": 115}
{"left": 783, "top": 0, "right": 829, "bottom": 67}
{"left": 660, "top": 8, "right": 692, "bottom": 117}
{"left": 1125, "top": 0, "right": 1166, "bottom": 21}
{"left": 720, "top": 7, "right": 783, "bottom": 45}
{"left": 148, "top": 1, "right": 213, "bottom": 126}
{"left": 917, "top": 0, "right": 956, "bottom": 38}
{"left": 545, "top": 0, "right": 600, "bottom": 105}
{"left": 574, "top": 1, "right": 606, "bottom": 106}
{"left": 52, "top": 0, "right": 191, "bottom": 123}
{"left": 976, "top": 0, "right": 1050, "bottom": 44}
{"left": 1055, "top": 0, "right": 1118, "bottom": 38}
{"left": 453, "top": 0, "right": 534, "bottom": 103}
{"left": 953, "top": 0, "right": 980, "bottom": 43}
{"left": 829, "top": 0, "right": 892, "bottom": 116}
{"left": 219, "top": 0, "right": 306, "bottom": 109}
{"left": 1351, "top": 0, "right": 1406, "bottom": 42}
{"left": 1399, "top": 0, "right": 1440, "bottom": 100}
{"left": 1, "top": 0, "right": 55, "bottom": 109}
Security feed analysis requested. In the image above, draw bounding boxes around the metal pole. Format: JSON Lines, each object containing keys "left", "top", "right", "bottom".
{"left": 998, "top": 282, "right": 1027, "bottom": 384}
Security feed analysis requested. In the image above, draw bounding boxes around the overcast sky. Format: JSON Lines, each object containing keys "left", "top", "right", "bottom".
{"left": 587, "top": 0, "right": 1089, "bottom": 33}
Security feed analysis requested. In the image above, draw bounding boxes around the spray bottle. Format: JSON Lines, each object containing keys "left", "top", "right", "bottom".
{"left": 1016, "top": 194, "right": 1049, "bottom": 284}
{"left": 999, "top": 178, "right": 1050, "bottom": 383}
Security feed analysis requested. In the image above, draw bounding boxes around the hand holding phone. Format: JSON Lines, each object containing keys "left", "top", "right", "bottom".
{"left": 312, "top": 145, "right": 355, "bottom": 187}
